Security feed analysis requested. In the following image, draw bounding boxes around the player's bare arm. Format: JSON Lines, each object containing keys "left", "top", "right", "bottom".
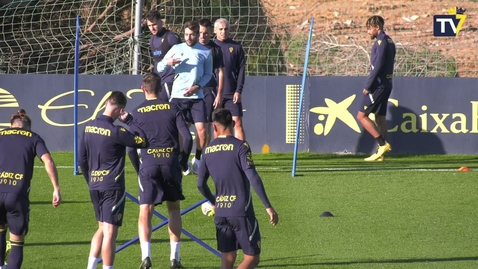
{"left": 41, "top": 153, "right": 61, "bottom": 208}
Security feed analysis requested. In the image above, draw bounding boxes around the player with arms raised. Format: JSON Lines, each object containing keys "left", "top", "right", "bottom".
{"left": 214, "top": 18, "right": 247, "bottom": 141}
{"left": 197, "top": 108, "right": 278, "bottom": 269}
{"left": 0, "top": 109, "right": 61, "bottom": 269}
{"left": 126, "top": 73, "right": 192, "bottom": 269}
{"left": 79, "top": 92, "right": 148, "bottom": 269}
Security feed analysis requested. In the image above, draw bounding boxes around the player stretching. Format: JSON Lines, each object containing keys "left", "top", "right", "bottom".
{"left": 0, "top": 109, "right": 61, "bottom": 269}
{"left": 157, "top": 20, "right": 213, "bottom": 175}
{"left": 197, "top": 108, "right": 279, "bottom": 269}
{"left": 214, "top": 18, "right": 247, "bottom": 141}
{"left": 79, "top": 92, "right": 148, "bottom": 269}
{"left": 198, "top": 18, "right": 224, "bottom": 145}
{"left": 127, "top": 73, "right": 192, "bottom": 269}
{"left": 145, "top": 9, "right": 182, "bottom": 102}
{"left": 357, "top": 15, "right": 396, "bottom": 162}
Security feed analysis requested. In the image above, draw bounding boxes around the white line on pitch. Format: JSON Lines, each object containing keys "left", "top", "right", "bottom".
{"left": 34, "top": 166, "right": 468, "bottom": 172}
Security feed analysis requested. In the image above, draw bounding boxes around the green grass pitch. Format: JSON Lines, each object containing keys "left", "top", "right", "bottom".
{"left": 22, "top": 152, "right": 478, "bottom": 268}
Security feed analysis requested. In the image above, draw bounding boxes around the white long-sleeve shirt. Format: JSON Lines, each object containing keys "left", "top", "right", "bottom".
{"left": 157, "top": 42, "right": 213, "bottom": 99}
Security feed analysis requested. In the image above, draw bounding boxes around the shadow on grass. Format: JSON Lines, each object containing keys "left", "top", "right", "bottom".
{"left": 258, "top": 255, "right": 478, "bottom": 267}
{"left": 28, "top": 238, "right": 216, "bottom": 247}
{"left": 30, "top": 200, "right": 90, "bottom": 205}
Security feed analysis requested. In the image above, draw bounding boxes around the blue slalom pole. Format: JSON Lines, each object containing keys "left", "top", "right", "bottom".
{"left": 73, "top": 15, "right": 80, "bottom": 175}
{"left": 97, "top": 194, "right": 220, "bottom": 264}
{"left": 292, "top": 17, "right": 314, "bottom": 177}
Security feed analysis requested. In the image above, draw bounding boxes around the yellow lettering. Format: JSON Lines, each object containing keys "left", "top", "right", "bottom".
{"left": 450, "top": 113, "right": 468, "bottom": 133}
{"left": 0, "top": 130, "right": 32, "bottom": 137}
{"left": 85, "top": 126, "right": 111, "bottom": 136}
{"left": 38, "top": 90, "right": 111, "bottom": 127}
{"left": 429, "top": 113, "right": 450, "bottom": 133}
{"left": 388, "top": 99, "right": 399, "bottom": 132}
{"left": 137, "top": 104, "right": 171, "bottom": 113}
{"left": 401, "top": 113, "right": 419, "bottom": 133}
{"left": 14, "top": 174, "right": 23, "bottom": 180}
{"left": 419, "top": 105, "right": 428, "bottom": 133}
{"left": 471, "top": 101, "right": 478, "bottom": 133}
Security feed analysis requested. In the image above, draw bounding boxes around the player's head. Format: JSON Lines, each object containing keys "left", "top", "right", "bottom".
{"left": 184, "top": 21, "right": 199, "bottom": 47}
{"left": 214, "top": 18, "right": 229, "bottom": 41}
{"left": 212, "top": 108, "right": 234, "bottom": 134}
{"left": 366, "top": 15, "right": 384, "bottom": 39}
{"left": 104, "top": 91, "right": 128, "bottom": 120}
{"left": 199, "top": 18, "right": 213, "bottom": 45}
{"left": 142, "top": 72, "right": 162, "bottom": 96}
{"left": 10, "top": 109, "right": 31, "bottom": 130}
{"left": 146, "top": 10, "right": 163, "bottom": 36}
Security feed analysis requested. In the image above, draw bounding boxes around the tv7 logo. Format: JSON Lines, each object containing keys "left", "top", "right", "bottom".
{"left": 433, "top": 7, "right": 467, "bottom": 37}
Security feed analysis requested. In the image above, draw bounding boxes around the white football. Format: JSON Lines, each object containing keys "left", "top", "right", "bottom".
{"left": 201, "top": 201, "right": 215, "bottom": 217}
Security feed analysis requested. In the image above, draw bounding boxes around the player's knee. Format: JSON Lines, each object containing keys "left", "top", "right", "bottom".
{"left": 102, "top": 223, "right": 118, "bottom": 238}
{"left": 9, "top": 233, "right": 24, "bottom": 242}
{"left": 166, "top": 201, "right": 181, "bottom": 212}
{"left": 356, "top": 111, "right": 367, "bottom": 121}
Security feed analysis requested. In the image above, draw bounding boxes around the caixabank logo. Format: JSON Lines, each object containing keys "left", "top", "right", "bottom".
{"left": 0, "top": 88, "right": 20, "bottom": 131}
{"left": 309, "top": 94, "right": 478, "bottom": 135}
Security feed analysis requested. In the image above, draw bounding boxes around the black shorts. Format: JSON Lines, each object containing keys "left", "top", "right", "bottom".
{"left": 90, "top": 189, "right": 126, "bottom": 226}
{"left": 138, "top": 164, "right": 185, "bottom": 205}
{"left": 359, "top": 88, "right": 392, "bottom": 116}
{"left": 171, "top": 98, "right": 207, "bottom": 124}
{"left": 203, "top": 87, "right": 217, "bottom": 123}
{"left": 0, "top": 193, "right": 29, "bottom": 236}
{"left": 214, "top": 215, "right": 261, "bottom": 255}
{"left": 159, "top": 82, "right": 173, "bottom": 102}
{"left": 222, "top": 97, "right": 243, "bottom": 117}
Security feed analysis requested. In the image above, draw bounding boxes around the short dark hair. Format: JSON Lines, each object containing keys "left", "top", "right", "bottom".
{"left": 10, "top": 109, "right": 31, "bottom": 129}
{"left": 212, "top": 108, "right": 233, "bottom": 127}
{"left": 366, "top": 15, "right": 385, "bottom": 30}
{"left": 107, "top": 91, "right": 127, "bottom": 108}
{"left": 145, "top": 10, "right": 162, "bottom": 22}
{"left": 199, "top": 18, "right": 212, "bottom": 28}
{"left": 184, "top": 21, "right": 199, "bottom": 34}
{"left": 142, "top": 73, "right": 162, "bottom": 94}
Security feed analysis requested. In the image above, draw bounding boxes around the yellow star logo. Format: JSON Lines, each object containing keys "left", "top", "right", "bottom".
{"left": 309, "top": 95, "right": 361, "bottom": 136}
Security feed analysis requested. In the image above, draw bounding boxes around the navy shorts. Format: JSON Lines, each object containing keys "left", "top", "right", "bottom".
{"left": 138, "top": 164, "right": 185, "bottom": 205}
{"left": 90, "top": 190, "right": 126, "bottom": 226}
{"left": 214, "top": 215, "right": 261, "bottom": 255}
{"left": 359, "top": 88, "right": 392, "bottom": 116}
{"left": 203, "top": 87, "right": 217, "bottom": 123}
{"left": 222, "top": 97, "right": 243, "bottom": 117}
{"left": 171, "top": 98, "right": 207, "bottom": 124}
{"left": 159, "top": 82, "right": 173, "bottom": 102}
{"left": 0, "top": 193, "right": 29, "bottom": 236}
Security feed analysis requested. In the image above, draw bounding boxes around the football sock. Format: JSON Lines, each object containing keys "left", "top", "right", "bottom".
{"left": 102, "top": 266, "right": 113, "bottom": 269}
{"left": 87, "top": 256, "right": 98, "bottom": 269}
{"left": 170, "top": 241, "right": 180, "bottom": 261}
{"left": 8, "top": 240, "right": 24, "bottom": 269}
{"left": 376, "top": 136, "right": 386, "bottom": 146}
{"left": 0, "top": 229, "right": 6, "bottom": 265}
{"left": 141, "top": 241, "right": 151, "bottom": 260}
{"left": 195, "top": 149, "right": 202, "bottom": 160}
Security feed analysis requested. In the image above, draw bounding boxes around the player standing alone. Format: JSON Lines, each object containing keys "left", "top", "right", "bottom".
{"left": 79, "top": 92, "right": 148, "bottom": 269}
{"left": 214, "top": 18, "right": 247, "bottom": 141}
{"left": 357, "top": 15, "right": 396, "bottom": 162}
{"left": 0, "top": 109, "right": 61, "bottom": 269}
{"left": 197, "top": 108, "right": 279, "bottom": 269}
{"left": 127, "top": 73, "right": 193, "bottom": 269}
